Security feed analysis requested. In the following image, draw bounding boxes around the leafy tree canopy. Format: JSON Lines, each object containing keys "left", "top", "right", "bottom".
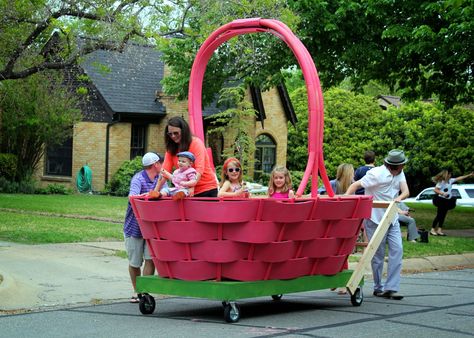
{"left": 287, "top": 86, "right": 474, "bottom": 194}
{"left": 0, "top": 0, "right": 193, "bottom": 81}
{"left": 0, "top": 72, "right": 82, "bottom": 180}
{"left": 158, "top": 0, "right": 299, "bottom": 105}
{"left": 289, "top": 0, "right": 473, "bottom": 107}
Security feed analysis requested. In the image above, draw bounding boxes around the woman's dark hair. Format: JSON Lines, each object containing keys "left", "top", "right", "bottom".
{"left": 165, "top": 116, "right": 193, "bottom": 155}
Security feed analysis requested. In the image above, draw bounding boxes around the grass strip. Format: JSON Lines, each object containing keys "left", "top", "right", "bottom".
{"left": 0, "top": 194, "right": 127, "bottom": 222}
{"left": 0, "top": 211, "right": 122, "bottom": 244}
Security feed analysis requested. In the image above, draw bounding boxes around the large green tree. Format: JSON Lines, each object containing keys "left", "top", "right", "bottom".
{"left": 158, "top": 0, "right": 299, "bottom": 104}
{"left": 0, "top": 72, "right": 82, "bottom": 180}
{"left": 0, "top": 0, "right": 195, "bottom": 181}
{"left": 288, "top": 87, "right": 386, "bottom": 176}
{"left": 287, "top": 87, "right": 474, "bottom": 194}
{"left": 0, "top": 0, "right": 193, "bottom": 81}
{"left": 289, "top": 0, "right": 473, "bottom": 107}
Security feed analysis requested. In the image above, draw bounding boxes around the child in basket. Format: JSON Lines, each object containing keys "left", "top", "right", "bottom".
{"left": 158, "top": 151, "right": 198, "bottom": 200}
{"left": 218, "top": 157, "right": 250, "bottom": 198}
{"left": 268, "top": 166, "right": 295, "bottom": 199}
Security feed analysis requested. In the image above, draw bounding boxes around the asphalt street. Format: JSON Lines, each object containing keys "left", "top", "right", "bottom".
{"left": 1, "top": 269, "right": 474, "bottom": 338}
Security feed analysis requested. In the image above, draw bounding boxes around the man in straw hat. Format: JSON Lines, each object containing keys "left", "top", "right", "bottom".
{"left": 346, "top": 149, "right": 410, "bottom": 300}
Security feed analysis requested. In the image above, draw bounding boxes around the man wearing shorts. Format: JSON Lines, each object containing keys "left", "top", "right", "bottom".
{"left": 123, "top": 152, "right": 167, "bottom": 303}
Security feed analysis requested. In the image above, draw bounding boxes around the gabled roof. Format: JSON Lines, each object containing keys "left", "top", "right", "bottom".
{"left": 377, "top": 95, "right": 401, "bottom": 109}
{"left": 203, "top": 82, "right": 297, "bottom": 128}
{"left": 81, "top": 43, "right": 166, "bottom": 120}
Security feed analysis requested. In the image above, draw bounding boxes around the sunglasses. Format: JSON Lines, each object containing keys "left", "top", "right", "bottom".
{"left": 227, "top": 167, "right": 241, "bottom": 173}
{"left": 167, "top": 131, "right": 181, "bottom": 137}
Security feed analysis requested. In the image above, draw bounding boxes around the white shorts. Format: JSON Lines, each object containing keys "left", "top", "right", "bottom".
{"left": 124, "top": 236, "right": 151, "bottom": 268}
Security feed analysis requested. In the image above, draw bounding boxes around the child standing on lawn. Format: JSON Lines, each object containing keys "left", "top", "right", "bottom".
{"left": 218, "top": 157, "right": 249, "bottom": 198}
{"left": 268, "top": 166, "right": 295, "bottom": 199}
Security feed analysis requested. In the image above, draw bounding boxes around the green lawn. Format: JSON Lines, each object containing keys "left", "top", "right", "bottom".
{"left": 0, "top": 211, "right": 122, "bottom": 244}
{"left": 0, "top": 194, "right": 472, "bottom": 259}
{"left": 0, "top": 193, "right": 126, "bottom": 244}
{"left": 403, "top": 202, "right": 474, "bottom": 229}
{"left": 0, "top": 193, "right": 127, "bottom": 221}
{"left": 401, "top": 235, "right": 474, "bottom": 258}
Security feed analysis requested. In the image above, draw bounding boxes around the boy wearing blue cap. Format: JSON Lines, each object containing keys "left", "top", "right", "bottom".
{"left": 159, "top": 151, "right": 198, "bottom": 200}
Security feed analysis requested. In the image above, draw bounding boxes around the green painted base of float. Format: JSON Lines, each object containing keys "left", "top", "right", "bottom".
{"left": 136, "top": 270, "right": 360, "bottom": 301}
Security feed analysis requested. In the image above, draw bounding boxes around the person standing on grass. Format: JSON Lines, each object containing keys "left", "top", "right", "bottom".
{"left": 123, "top": 152, "right": 167, "bottom": 303}
{"left": 354, "top": 150, "right": 376, "bottom": 195}
{"left": 431, "top": 169, "right": 474, "bottom": 236}
{"left": 346, "top": 149, "right": 409, "bottom": 300}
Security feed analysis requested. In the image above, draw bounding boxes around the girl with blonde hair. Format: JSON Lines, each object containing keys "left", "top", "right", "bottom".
{"left": 268, "top": 166, "right": 295, "bottom": 198}
{"left": 319, "top": 163, "right": 354, "bottom": 195}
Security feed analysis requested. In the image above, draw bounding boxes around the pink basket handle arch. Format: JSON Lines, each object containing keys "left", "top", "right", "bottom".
{"left": 188, "top": 18, "right": 333, "bottom": 197}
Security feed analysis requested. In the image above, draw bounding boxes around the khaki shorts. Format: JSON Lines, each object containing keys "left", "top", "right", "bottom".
{"left": 124, "top": 236, "right": 151, "bottom": 268}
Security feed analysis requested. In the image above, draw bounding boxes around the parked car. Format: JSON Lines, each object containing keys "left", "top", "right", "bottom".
{"left": 404, "top": 184, "right": 474, "bottom": 207}
{"left": 245, "top": 182, "right": 268, "bottom": 195}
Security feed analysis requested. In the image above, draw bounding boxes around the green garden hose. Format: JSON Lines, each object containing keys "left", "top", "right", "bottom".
{"left": 76, "top": 165, "right": 92, "bottom": 193}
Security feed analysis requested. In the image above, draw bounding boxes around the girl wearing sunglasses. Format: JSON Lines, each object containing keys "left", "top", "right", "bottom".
{"left": 218, "top": 157, "right": 249, "bottom": 198}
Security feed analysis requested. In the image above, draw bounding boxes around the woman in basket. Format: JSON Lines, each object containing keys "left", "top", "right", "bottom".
{"left": 155, "top": 116, "right": 218, "bottom": 197}
{"left": 268, "top": 166, "right": 295, "bottom": 199}
{"left": 218, "top": 157, "right": 250, "bottom": 198}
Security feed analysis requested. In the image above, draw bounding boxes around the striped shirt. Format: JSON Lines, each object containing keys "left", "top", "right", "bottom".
{"left": 123, "top": 170, "right": 166, "bottom": 238}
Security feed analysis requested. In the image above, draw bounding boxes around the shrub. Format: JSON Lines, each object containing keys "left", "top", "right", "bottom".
{"left": 0, "top": 153, "right": 17, "bottom": 180}
{"left": 0, "top": 177, "right": 19, "bottom": 193}
{"left": 44, "top": 183, "right": 73, "bottom": 195}
{"left": 106, "top": 156, "right": 143, "bottom": 196}
{"left": 253, "top": 172, "right": 270, "bottom": 187}
{"left": 290, "top": 170, "right": 313, "bottom": 196}
{"left": 0, "top": 176, "right": 36, "bottom": 194}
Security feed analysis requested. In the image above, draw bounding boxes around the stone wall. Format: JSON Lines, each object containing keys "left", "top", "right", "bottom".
{"left": 256, "top": 87, "right": 288, "bottom": 167}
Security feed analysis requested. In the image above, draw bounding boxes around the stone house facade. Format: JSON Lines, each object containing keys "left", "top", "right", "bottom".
{"left": 33, "top": 43, "right": 296, "bottom": 191}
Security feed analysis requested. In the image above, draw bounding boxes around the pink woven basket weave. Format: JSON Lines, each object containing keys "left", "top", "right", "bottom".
{"left": 130, "top": 196, "right": 372, "bottom": 281}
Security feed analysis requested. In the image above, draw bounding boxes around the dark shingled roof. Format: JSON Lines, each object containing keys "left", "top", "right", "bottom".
{"left": 81, "top": 43, "right": 166, "bottom": 119}
{"left": 377, "top": 95, "right": 401, "bottom": 109}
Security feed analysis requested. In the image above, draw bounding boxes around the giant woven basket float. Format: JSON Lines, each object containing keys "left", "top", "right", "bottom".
{"left": 130, "top": 18, "right": 373, "bottom": 283}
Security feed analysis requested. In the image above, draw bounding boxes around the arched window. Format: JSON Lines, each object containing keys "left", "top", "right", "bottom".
{"left": 254, "top": 134, "right": 276, "bottom": 174}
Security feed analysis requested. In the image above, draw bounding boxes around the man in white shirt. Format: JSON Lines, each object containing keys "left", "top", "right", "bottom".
{"left": 346, "top": 149, "right": 410, "bottom": 300}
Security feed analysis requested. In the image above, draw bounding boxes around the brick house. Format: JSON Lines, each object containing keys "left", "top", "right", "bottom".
{"left": 33, "top": 43, "right": 296, "bottom": 191}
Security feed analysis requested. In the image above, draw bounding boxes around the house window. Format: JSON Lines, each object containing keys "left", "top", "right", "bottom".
{"left": 130, "top": 124, "right": 146, "bottom": 159}
{"left": 45, "top": 137, "right": 73, "bottom": 176}
{"left": 254, "top": 134, "right": 276, "bottom": 174}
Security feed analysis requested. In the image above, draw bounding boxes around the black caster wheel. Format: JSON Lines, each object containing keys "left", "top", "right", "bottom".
{"left": 139, "top": 293, "right": 156, "bottom": 314}
{"left": 271, "top": 294, "right": 283, "bottom": 301}
{"left": 350, "top": 287, "right": 363, "bottom": 306}
{"left": 223, "top": 302, "right": 241, "bottom": 323}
